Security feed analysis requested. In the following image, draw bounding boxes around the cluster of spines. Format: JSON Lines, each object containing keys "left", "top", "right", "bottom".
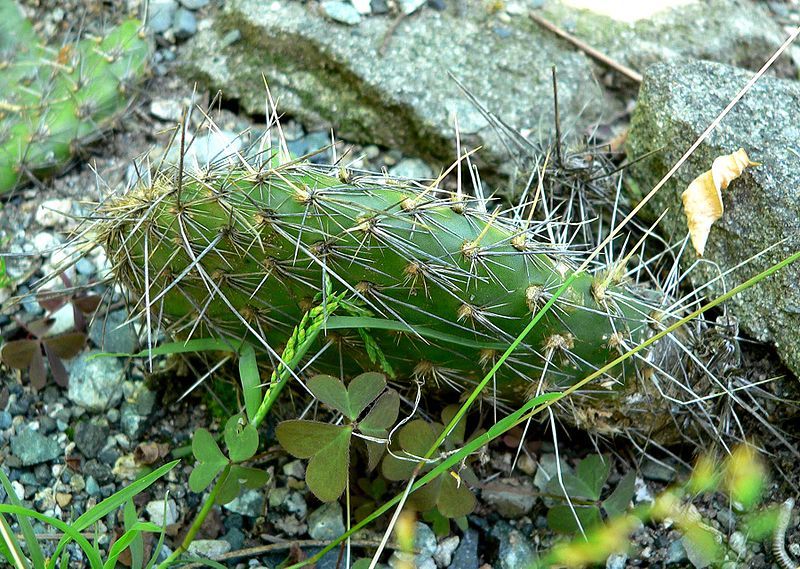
{"left": 0, "top": 1, "right": 149, "bottom": 194}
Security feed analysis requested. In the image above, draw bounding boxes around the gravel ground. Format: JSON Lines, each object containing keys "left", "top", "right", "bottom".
{"left": 1, "top": 1, "right": 800, "bottom": 568}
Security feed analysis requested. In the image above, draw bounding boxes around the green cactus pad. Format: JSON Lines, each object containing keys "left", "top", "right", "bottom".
{"left": 0, "top": 3, "right": 149, "bottom": 194}
{"left": 98, "top": 157, "right": 675, "bottom": 420}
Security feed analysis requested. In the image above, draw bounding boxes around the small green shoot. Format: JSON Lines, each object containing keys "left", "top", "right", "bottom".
{"left": 188, "top": 415, "right": 269, "bottom": 505}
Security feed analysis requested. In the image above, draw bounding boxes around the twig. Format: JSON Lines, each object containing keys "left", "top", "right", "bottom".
{"left": 529, "top": 12, "right": 643, "bottom": 84}
{"left": 180, "top": 539, "right": 409, "bottom": 568}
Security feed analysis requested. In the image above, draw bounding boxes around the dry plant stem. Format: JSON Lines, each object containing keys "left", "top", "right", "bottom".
{"left": 529, "top": 12, "right": 643, "bottom": 83}
{"left": 156, "top": 464, "right": 231, "bottom": 569}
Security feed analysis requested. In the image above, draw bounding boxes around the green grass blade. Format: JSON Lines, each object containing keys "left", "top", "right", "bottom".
{"left": 124, "top": 499, "right": 144, "bottom": 569}
{"left": 51, "top": 460, "right": 180, "bottom": 562}
{"left": 238, "top": 343, "right": 261, "bottom": 423}
{"left": 0, "top": 505, "right": 103, "bottom": 569}
{"left": 0, "top": 513, "right": 28, "bottom": 569}
{"left": 0, "top": 468, "right": 43, "bottom": 568}
{"left": 90, "top": 338, "right": 238, "bottom": 359}
{"left": 104, "top": 522, "right": 161, "bottom": 569}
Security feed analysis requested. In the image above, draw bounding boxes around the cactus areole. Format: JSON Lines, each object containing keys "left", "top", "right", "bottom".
{"left": 99, "top": 160, "right": 680, "bottom": 435}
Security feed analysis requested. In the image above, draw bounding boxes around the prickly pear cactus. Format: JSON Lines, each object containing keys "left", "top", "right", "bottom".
{"left": 96, "top": 153, "right": 695, "bottom": 440}
{"left": 0, "top": 2, "right": 149, "bottom": 194}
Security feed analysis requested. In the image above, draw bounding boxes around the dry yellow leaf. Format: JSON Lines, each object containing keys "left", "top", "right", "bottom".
{"left": 681, "top": 148, "right": 759, "bottom": 256}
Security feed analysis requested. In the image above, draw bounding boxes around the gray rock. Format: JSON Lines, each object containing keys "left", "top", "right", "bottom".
{"left": 606, "top": 553, "right": 627, "bottom": 569}
{"left": 641, "top": 458, "right": 676, "bottom": 483}
{"left": 307, "top": 502, "right": 345, "bottom": 540}
{"left": 397, "top": 0, "right": 425, "bottom": 15}
{"left": 666, "top": 539, "right": 689, "bottom": 566}
{"left": 286, "top": 131, "right": 332, "bottom": 162}
{"left": 148, "top": 0, "right": 177, "bottom": 33}
{"left": 433, "top": 535, "right": 460, "bottom": 567}
{"left": 224, "top": 488, "right": 264, "bottom": 517}
{"left": 729, "top": 531, "right": 747, "bottom": 557}
{"left": 450, "top": 528, "right": 479, "bottom": 569}
{"left": 389, "top": 553, "right": 435, "bottom": 569}
{"left": 165, "top": 129, "right": 243, "bottom": 170}
{"left": 389, "top": 158, "right": 434, "bottom": 180}
{"left": 491, "top": 523, "right": 535, "bottom": 569}
{"left": 75, "top": 257, "right": 96, "bottom": 276}
{"left": 180, "top": 0, "right": 605, "bottom": 173}
{"left": 222, "top": 527, "right": 245, "bottom": 551}
{"left": 539, "top": 0, "right": 796, "bottom": 85}
{"left": 10, "top": 429, "right": 61, "bottom": 466}
{"left": 180, "top": 0, "right": 210, "bottom": 9}
{"left": 187, "top": 539, "right": 231, "bottom": 558}
{"left": 173, "top": 8, "right": 198, "bottom": 39}
{"left": 320, "top": 0, "right": 362, "bottom": 25}
{"left": 150, "top": 99, "right": 184, "bottom": 122}
{"left": 388, "top": 522, "right": 437, "bottom": 569}
{"left": 74, "top": 421, "right": 109, "bottom": 457}
{"left": 85, "top": 476, "right": 101, "bottom": 496}
{"left": 68, "top": 351, "right": 125, "bottom": 412}
{"left": 146, "top": 498, "right": 179, "bottom": 526}
{"left": 89, "top": 310, "right": 139, "bottom": 355}
{"left": 627, "top": 60, "right": 800, "bottom": 376}
{"left": 414, "top": 522, "right": 437, "bottom": 557}
{"left": 120, "top": 383, "right": 157, "bottom": 437}
{"left": 0, "top": 411, "right": 12, "bottom": 429}
{"left": 482, "top": 480, "right": 536, "bottom": 518}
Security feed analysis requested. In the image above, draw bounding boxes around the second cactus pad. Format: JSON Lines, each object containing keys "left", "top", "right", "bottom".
{"left": 99, "top": 159, "right": 664, "bottom": 407}
{"left": 0, "top": 3, "right": 149, "bottom": 194}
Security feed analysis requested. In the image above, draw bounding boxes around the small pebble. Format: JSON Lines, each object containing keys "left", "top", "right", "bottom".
{"left": 351, "top": 0, "right": 371, "bottom": 14}
{"left": 148, "top": 0, "right": 177, "bottom": 33}
{"left": 35, "top": 199, "right": 73, "bottom": 227}
{"left": 187, "top": 539, "right": 232, "bottom": 558}
{"left": 389, "top": 157, "right": 433, "bottom": 179}
{"left": 150, "top": 99, "right": 183, "bottom": 122}
{"left": 172, "top": 8, "right": 197, "bottom": 39}
{"left": 433, "top": 535, "right": 460, "bottom": 567}
{"left": 320, "top": 0, "right": 362, "bottom": 25}
{"left": 398, "top": 0, "right": 426, "bottom": 14}
{"left": 56, "top": 492, "right": 73, "bottom": 508}
{"left": 146, "top": 498, "right": 179, "bottom": 526}
{"left": 179, "top": 0, "right": 209, "bottom": 8}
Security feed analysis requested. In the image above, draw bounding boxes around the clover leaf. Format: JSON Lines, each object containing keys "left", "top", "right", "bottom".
{"left": 381, "top": 405, "right": 479, "bottom": 519}
{"left": 188, "top": 428, "right": 228, "bottom": 494}
{"left": 545, "top": 454, "right": 636, "bottom": 534}
{"left": 276, "top": 372, "right": 398, "bottom": 502}
{"left": 188, "top": 415, "right": 269, "bottom": 505}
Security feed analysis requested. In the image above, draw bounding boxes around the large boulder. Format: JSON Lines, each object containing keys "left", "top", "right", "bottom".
{"left": 539, "top": 0, "right": 797, "bottom": 84}
{"left": 626, "top": 60, "right": 800, "bottom": 375}
{"left": 180, "top": 0, "right": 608, "bottom": 173}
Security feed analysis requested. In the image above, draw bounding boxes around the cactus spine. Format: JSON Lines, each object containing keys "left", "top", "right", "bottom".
{"left": 98, "top": 156, "right": 675, "bottom": 425}
{"left": 0, "top": 2, "right": 149, "bottom": 194}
